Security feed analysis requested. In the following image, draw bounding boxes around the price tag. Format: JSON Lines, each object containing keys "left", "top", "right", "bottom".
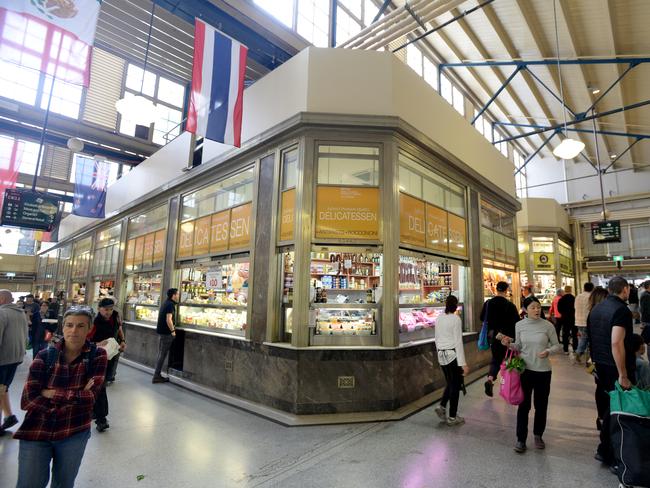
{"left": 205, "top": 270, "right": 222, "bottom": 290}
{"left": 344, "top": 259, "right": 352, "bottom": 269}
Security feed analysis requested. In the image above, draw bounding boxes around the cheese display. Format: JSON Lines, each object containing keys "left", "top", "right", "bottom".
{"left": 178, "top": 306, "right": 246, "bottom": 331}
{"left": 135, "top": 306, "right": 158, "bottom": 323}
{"left": 314, "top": 308, "right": 375, "bottom": 336}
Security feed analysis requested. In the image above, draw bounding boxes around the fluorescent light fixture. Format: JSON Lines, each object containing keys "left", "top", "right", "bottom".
{"left": 115, "top": 95, "right": 157, "bottom": 125}
{"left": 553, "top": 138, "right": 585, "bottom": 159}
{"left": 591, "top": 88, "right": 600, "bottom": 95}
{"left": 610, "top": 154, "right": 617, "bottom": 159}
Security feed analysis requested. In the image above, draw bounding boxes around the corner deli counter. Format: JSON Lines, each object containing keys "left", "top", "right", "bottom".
{"left": 117, "top": 129, "right": 519, "bottom": 416}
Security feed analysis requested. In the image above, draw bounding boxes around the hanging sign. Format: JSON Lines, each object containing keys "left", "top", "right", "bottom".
{"left": 229, "top": 202, "right": 252, "bottom": 249}
{"left": 193, "top": 215, "right": 211, "bottom": 256}
{"left": 178, "top": 221, "right": 195, "bottom": 258}
{"left": 279, "top": 188, "right": 295, "bottom": 242}
{"left": 125, "top": 238, "right": 136, "bottom": 272}
{"left": 153, "top": 230, "right": 166, "bottom": 264}
{"left": 142, "top": 233, "right": 155, "bottom": 268}
{"left": 315, "top": 186, "right": 379, "bottom": 240}
{"left": 425, "top": 204, "right": 448, "bottom": 252}
{"left": 591, "top": 220, "right": 621, "bottom": 244}
{"left": 399, "top": 193, "right": 426, "bottom": 247}
{"left": 448, "top": 214, "right": 468, "bottom": 257}
{"left": 210, "top": 209, "right": 230, "bottom": 253}
{"left": 1, "top": 188, "right": 60, "bottom": 231}
{"left": 534, "top": 252, "right": 555, "bottom": 271}
{"left": 133, "top": 236, "right": 145, "bottom": 269}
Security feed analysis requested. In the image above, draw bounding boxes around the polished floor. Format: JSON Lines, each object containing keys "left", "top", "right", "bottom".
{"left": 1, "top": 354, "right": 617, "bottom": 488}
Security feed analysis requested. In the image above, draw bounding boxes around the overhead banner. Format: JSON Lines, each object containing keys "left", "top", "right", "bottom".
{"left": 210, "top": 210, "right": 230, "bottom": 253}
{"left": 315, "top": 186, "right": 379, "bottom": 240}
{"left": 229, "top": 202, "right": 252, "bottom": 249}
{"left": 72, "top": 156, "right": 109, "bottom": 219}
{"left": 399, "top": 193, "right": 426, "bottom": 247}
{"left": 448, "top": 213, "right": 467, "bottom": 257}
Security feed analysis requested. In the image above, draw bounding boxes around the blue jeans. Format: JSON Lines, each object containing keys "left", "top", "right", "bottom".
{"left": 17, "top": 429, "right": 91, "bottom": 488}
{"left": 576, "top": 326, "right": 588, "bottom": 354}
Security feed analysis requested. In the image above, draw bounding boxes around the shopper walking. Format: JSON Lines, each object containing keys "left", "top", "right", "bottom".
{"left": 479, "top": 281, "right": 520, "bottom": 397}
{"left": 574, "top": 282, "right": 594, "bottom": 363}
{"left": 0, "top": 290, "right": 28, "bottom": 436}
{"left": 87, "top": 298, "right": 125, "bottom": 432}
{"left": 153, "top": 288, "right": 179, "bottom": 384}
{"left": 588, "top": 276, "right": 635, "bottom": 467}
{"left": 549, "top": 288, "right": 563, "bottom": 328}
{"left": 507, "top": 296, "right": 561, "bottom": 453}
{"left": 434, "top": 295, "right": 468, "bottom": 426}
{"left": 586, "top": 286, "right": 609, "bottom": 428}
{"left": 25, "top": 295, "right": 44, "bottom": 358}
{"left": 557, "top": 286, "right": 576, "bottom": 355}
{"left": 14, "top": 307, "right": 107, "bottom": 488}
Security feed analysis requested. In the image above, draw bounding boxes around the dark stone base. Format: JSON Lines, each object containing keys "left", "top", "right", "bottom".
{"left": 124, "top": 325, "right": 492, "bottom": 415}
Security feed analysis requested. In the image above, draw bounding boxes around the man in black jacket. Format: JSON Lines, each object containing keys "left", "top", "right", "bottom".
{"left": 557, "top": 285, "right": 576, "bottom": 354}
{"left": 589, "top": 276, "right": 635, "bottom": 467}
{"left": 480, "top": 281, "right": 520, "bottom": 397}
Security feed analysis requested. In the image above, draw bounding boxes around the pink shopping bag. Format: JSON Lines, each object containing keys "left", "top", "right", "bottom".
{"left": 499, "top": 349, "right": 524, "bottom": 406}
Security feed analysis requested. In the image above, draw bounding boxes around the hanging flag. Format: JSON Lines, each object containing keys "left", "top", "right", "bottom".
{"left": 0, "top": 0, "right": 101, "bottom": 86}
{"left": 0, "top": 136, "right": 28, "bottom": 213}
{"left": 72, "top": 156, "right": 108, "bottom": 218}
{"left": 187, "top": 19, "right": 247, "bottom": 147}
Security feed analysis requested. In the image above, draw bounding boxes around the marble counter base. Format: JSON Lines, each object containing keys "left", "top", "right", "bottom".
{"left": 122, "top": 325, "right": 493, "bottom": 416}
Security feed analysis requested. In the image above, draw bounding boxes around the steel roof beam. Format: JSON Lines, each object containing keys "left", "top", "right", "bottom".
{"left": 440, "top": 58, "right": 650, "bottom": 68}
{"left": 493, "top": 121, "right": 650, "bottom": 140}
{"left": 497, "top": 99, "right": 650, "bottom": 144}
{"left": 471, "top": 66, "right": 522, "bottom": 125}
{"left": 603, "top": 138, "right": 643, "bottom": 173}
{"left": 514, "top": 129, "right": 559, "bottom": 176}
{"left": 152, "top": 0, "right": 294, "bottom": 70}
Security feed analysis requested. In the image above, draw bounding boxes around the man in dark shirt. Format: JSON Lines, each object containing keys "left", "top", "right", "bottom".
{"left": 153, "top": 288, "right": 178, "bottom": 384}
{"left": 480, "top": 281, "right": 520, "bottom": 397}
{"left": 557, "top": 285, "right": 576, "bottom": 354}
{"left": 588, "top": 276, "right": 635, "bottom": 467}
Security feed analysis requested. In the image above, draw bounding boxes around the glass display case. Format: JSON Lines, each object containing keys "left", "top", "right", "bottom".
{"left": 309, "top": 249, "right": 382, "bottom": 345}
{"left": 533, "top": 273, "right": 557, "bottom": 306}
{"left": 399, "top": 253, "right": 467, "bottom": 338}
{"left": 483, "top": 266, "right": 515, "bottom": 301}
{"left": 91, "top": 279, "right": 115, "bottom": 309}
{"left": 124, "top": 272, "right": 162, "bottom": 325}
{"left": 280, "top": 250, "right": 294, "bottom": 341}
{"left": 177, "top": 260, "right": 249, "bottom": 335}
{"left": 70, "top": 281, "right": 87, "bottom": 305}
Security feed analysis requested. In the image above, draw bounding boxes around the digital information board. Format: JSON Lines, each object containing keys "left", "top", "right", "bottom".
{"left": 591, "top": 220, "right": 621, "bottom": 244}
{"left": 1, "top": 188, "right": 60, "bottom": 231}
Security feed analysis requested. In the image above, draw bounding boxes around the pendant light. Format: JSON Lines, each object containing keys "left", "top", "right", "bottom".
{"left": 115, "top": 2, "right": 157, "bottom": 125}
{"left": 550, "top": 0, "right": 584, "bottom": 160}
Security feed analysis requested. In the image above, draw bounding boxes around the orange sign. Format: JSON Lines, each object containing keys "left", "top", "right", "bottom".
{"left": 210, "top": 210, "right": 230, "bottom": 253}
{"left": 425, "top": 204, "right": 448, "bottom": 252}
{"left": 142, "top": 233, "right": 155, "bottom": 267}
{"left": 153, "top": 230, "right": 166, "bottom": 264}
{"left": 315, "top": 186, "right": 379, "bottom": 240}
{"left": 133, "top": 236, "right": 145, "bottom": 269}
{"left": 193, "top": 216, "right": 211, "bottom": 256}
{"left": 448, "top": 214, "right": 467, "bottom": 257}
{"left": 399, "top": 193, "right": 426, "bottom": 247}
{"left": 229, "top": 203, "right": 252, "bottom": 249}
{"left": 177, "top": 220, "right": 195, "bottom": 258}
{"left": 125, "top": 238, "right": 135, "bottom": 271}
{"left": 279, "top": 188, "right": 295, "bottom": 242}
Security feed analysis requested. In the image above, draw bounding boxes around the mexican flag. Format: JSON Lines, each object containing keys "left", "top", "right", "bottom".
{"left": 0, "top": 0, "right": 101, "bottom": 86}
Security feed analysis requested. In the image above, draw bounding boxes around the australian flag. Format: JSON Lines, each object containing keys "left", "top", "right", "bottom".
{"left": 72, "top": 156, "right": 109, "bottom": 218}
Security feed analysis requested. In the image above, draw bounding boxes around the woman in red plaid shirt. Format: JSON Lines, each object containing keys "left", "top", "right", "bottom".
{"left": 14, "top": 307, "right": 107, "bottom": 488}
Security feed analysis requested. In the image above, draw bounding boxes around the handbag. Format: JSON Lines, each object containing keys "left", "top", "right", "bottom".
{"left": 499, "top": 349, "right": 525, "bottom": 405}
{"left": 478, "top": 300, "right": 490, "bottom": 351}
{"left": 609, "top": 381, "right": 650, "bottom": 417}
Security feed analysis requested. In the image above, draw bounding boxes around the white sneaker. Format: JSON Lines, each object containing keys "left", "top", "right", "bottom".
{"left": 434, "top": 406, "right": 446, "bottom": 421}
{"left": 446, "top": 416, "right": 465, "bottom": 426}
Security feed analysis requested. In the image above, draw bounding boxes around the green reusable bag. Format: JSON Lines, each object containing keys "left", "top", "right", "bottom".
{"left": 609, "top": 381, "right": 650, "bottom": 417}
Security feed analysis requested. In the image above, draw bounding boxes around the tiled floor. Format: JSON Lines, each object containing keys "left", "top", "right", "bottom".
{"left": 1, "top": 354, "right": 617, "bottom": 487}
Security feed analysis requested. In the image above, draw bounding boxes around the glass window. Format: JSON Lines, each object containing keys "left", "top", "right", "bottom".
{"left": 0, "top": 13, "right": 86, "bottom": 116}
{"left": 406, "top": 44, "right": 423, "bottom": 76}
{"left": 128, "top": 204, "right": 168, "bottom": 238}
{"left": 363, "top": 0, "right": 379, "bottom": 25}
{"left": 452, "top": 85, "right": 464, "bottom": 115}
{"left": 336, "top": 6, "right": 362, "bottom": 45}
{"left": 254, "top": 0, "right": 295, "bottom": 28}
{"left": 181, "top": 168, "right": 255, "bottom": 221}
{"left": 120, "top": 64, "right": 186, "bottom": 145}
{"left": 423, "top": 57, "right": 437, "bottom": 90}
{"left": 297, "top": 0, "right": 330, "bottom": 47}
{"left": 282, "top": 148, "right": 298, "bottom": 190}
{"left": 399, "top": 255, "right": 468, "bottom": 335}
{"left": 440, "top": 74, "right": 453, "bottom": 105}
{"left": 0, "top": 135, "right": 39, "bottom": 175}
{"left": 317, "top": 145, "right": 379, "bottom": 186}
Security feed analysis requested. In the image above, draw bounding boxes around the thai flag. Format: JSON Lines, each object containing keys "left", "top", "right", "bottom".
{"left": 187, "top": 19, "right": 247, "bottom": 148}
